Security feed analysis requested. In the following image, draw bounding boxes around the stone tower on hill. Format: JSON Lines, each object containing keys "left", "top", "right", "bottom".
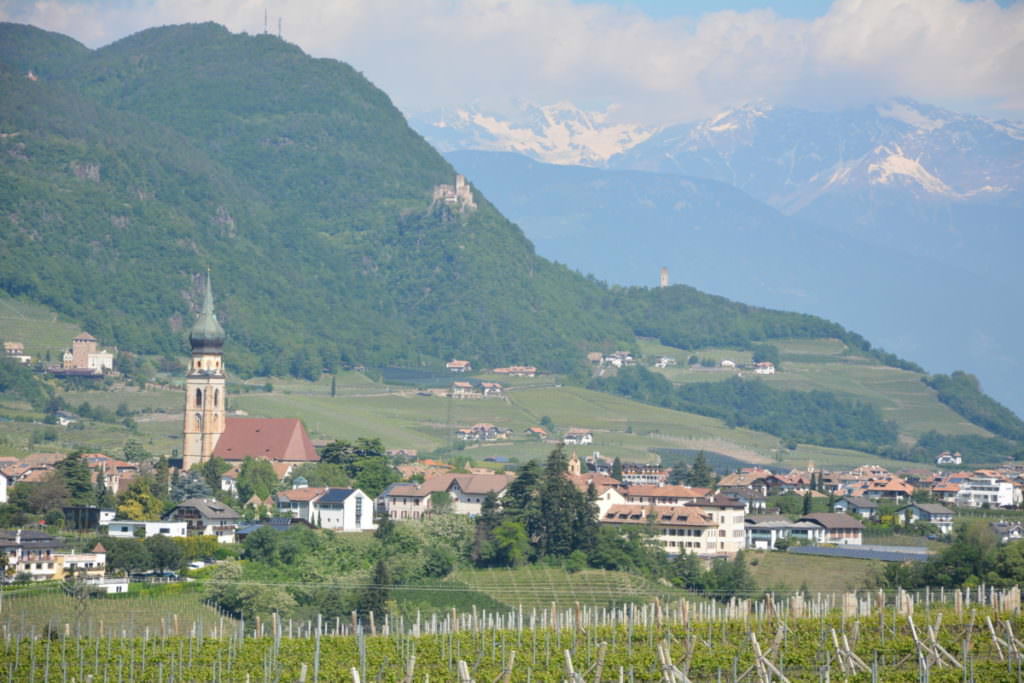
{"left": 182, "top": 273, "right": 227, "bottom": 471}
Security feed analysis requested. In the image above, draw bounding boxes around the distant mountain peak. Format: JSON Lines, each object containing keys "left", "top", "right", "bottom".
{"left": 410, "top": 100, "right": 657, "bottom": 166}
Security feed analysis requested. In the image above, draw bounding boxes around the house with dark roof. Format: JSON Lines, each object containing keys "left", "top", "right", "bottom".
{"left": 797, "top": 513, "right": 864, "bottom": 545}
{"left": 235, "top": 516, "right": 315, "bottom": 541}
{"left": 212, "top": 418, "right": 319, "bottom": 464}
{"left": 897, "top": 503, "right": 955, "bottom": 535}
{"left": 163, "top": 498, "right": 241, "bottom": 543}
{"left": 832, "top": 496, "right": 880, "bottom": 520}
{"left": 0, "top": 529, "right": 61, "bottom": 581}
{"left": 745, "top": 515, "right": 825, "bottom": 549}
{"left": 274, "top": 485, "right": 376, "bottom": 531}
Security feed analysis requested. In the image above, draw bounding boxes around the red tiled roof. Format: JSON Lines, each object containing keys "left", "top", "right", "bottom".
{"left": 276, "top": 486, "right": 328, "bottom": 502}
{"left": 213, "top": 418, "right": 319, "bottom": 463}
{"left": 603, "top": 504, "right": 715, "bottom": 527}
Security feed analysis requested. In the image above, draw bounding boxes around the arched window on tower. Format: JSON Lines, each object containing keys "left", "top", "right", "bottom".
{"left": 213, "top": 389, "right": 220, "bottom": 407}
{"left": 194, "top": 413, "right": 202, "bottom": 431}
{"left": 195, "top": 388, "right": 203, "bottom": 408}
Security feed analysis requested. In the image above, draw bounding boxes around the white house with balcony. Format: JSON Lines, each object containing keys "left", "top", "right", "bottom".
{"left": 956, "top": 474, "right": 1021, "bottom": 508}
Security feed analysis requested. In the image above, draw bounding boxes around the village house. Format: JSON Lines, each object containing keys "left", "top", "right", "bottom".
{"left": 0, "top": 529, "right": 60, "bottom": 581}
{"left": 450, "top": 381, "right": 478, "bottom": 398}
{"left": 562, "top": 428, "right": 594, "bottom": 445}
{"left": 620, "top": 463, "right": 669, "bottom": 486}
{"left": 567, "top": 472, "right": 625, "bottom": 517}
{"left": 103, "top": 519, "right": 188, "bottom": 539}
{"left": 931, "top": 480, "right": 961, "bottom": 505}
{"left": 456, "top": 423, "right": 507, "bottom": 441}
{"left": 935, "top": 451, "right": 963, "bottom": 466}
{"left": 832, "top": 496, "right": 880, "bottom": 520}
{"left": 897, "top": 503, "right": 955, "bottom": 535}
{"left": 54, "top": 543, "right": 107, "bottom": 581}
{"left": 956, "top": 472, "right": 1021, "bottom": 508}
{"left": 745, "top": 515, "right": 826, "bottom": 549}
{"left": 693, "top": 495, "right": 748, "bottom": 556}
{"left": 446, "top": 359, "right": 472, "bottom": 373}
{"left": 3, "top": 341, "right": 31, "bottom": 364}
{"left": 602, "top": 351, "right": 635, "bottom": 368}
{"left": 620, "top": 484, "right": 710, "bottom": 507}
{"left": 991, "top": 521, "right": 1024, "bottom": 544}
{"left": 601, "top": 505, "right": 719, "bottom": 556}
{"left": 754, "top": 362, "right": 776, "bottom": 375}
{"left": 717, "top": 468, "right": 773, "bottom": 496}
{"left": 163, "top": 498, "right": 241, "bottom": 543}
{"left": 796, "top": 513, "right": 864, "bottom": 545}
{"left": 378, "top": 473, "right": 515, "bottom": 519}
{"left": 525, "top": 426, "right": 548, "bottom": 440}
{"left": 480, "top": 382, "right": 504, "bottom": 397}
{"left": 720, "top": 359, "right": 736, "bottom": 368}
{"left": 274, "top": 484, "right": 376, "bottom": 532}
{"left": 718, "top": 487, "right": 768, "bottom": 513}
{"left": 653, "top": 356, "right": 677, "bottom": 368}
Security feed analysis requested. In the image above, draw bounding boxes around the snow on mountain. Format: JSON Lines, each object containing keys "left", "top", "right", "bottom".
{"left": 410, "top": 101, "right": 657, "bottom": 166}
{"left": 610, "top": 97, "right": 1024, "bottom": 208}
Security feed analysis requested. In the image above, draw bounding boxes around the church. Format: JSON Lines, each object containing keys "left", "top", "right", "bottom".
{"left": 181, "top": 274, "right": 318, "bottom": 471}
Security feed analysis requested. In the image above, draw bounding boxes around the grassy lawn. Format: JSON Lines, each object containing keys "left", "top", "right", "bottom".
{"left": 449, "top": 566, "right": 691, "bottom": 609}
{"left": 746, "top": 550, "right": 882, "bottom": 593}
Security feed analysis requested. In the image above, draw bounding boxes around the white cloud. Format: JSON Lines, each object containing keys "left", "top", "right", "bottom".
{"left": 2, "top": 0, "right": 1022, "bottom": 124}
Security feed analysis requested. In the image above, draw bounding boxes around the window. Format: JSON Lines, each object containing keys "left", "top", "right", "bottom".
{"left": 195, "top": 388, "right": 203, "bottom": 407}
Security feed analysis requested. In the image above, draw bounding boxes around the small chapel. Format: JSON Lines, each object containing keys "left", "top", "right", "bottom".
{"left": 181, "top": 274, "right": 318, "bottom": 471}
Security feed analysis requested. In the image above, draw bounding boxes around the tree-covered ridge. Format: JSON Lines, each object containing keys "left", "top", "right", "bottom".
{"left": 590, "top": 366, "right": 898, "bottom": 451}
{"left": 924, "top": 371, "right": 1024, "bottom": 442}
{"left": 0, "top": 22, "right": 956, "bottom": 384}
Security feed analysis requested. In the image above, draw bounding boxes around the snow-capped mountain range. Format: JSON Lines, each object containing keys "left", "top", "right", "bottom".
{"left": 610, "top": 98, "right": 1024, "bottom": 213}
{"left": 409, "top": 101, "right": 657, "bottom": 166}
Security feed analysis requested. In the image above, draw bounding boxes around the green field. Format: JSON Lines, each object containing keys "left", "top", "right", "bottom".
{"left": 746, "top": 550, "right": 882, "bottom": 593}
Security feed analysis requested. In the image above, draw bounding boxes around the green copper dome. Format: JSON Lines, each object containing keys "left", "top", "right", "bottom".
{"left": 189, "top": 273, "right": 225, "bottom": 353}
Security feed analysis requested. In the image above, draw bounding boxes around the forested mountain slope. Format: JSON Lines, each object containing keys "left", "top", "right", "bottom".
{"left": 0, "top": 22, "right": 972, "bottom": 383}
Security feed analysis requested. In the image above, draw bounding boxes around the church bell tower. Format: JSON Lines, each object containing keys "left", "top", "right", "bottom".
{"left": 182, "top": 273, "right": 227, "bottom": 471}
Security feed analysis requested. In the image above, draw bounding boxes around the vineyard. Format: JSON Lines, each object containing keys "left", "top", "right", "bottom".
{"left": 3, "top": 586, "right": 1024, "bottom": 680}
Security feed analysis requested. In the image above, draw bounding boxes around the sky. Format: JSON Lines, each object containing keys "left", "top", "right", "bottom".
{"left": 1, "top": 0, "right": 1022, "bottom": 125}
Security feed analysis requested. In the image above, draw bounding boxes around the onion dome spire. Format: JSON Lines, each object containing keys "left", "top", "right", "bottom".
{"left": 189, "top": 271, "right": 225, "bottom": 353}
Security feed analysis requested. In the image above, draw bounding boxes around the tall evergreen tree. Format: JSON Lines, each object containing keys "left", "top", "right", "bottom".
{"left": 54, "top": 452, "right": 93, "bottom": 504}
{"left": 687, "top": 451, "right": 716, "bottom": 488}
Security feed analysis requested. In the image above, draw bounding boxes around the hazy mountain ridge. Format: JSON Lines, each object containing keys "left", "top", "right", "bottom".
{"left": 445, "top": 149, "right": 1024, "bottom": 416}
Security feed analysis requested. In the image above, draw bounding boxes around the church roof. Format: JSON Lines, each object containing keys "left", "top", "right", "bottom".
{"left": 212, "top": 418, "right": 319, "bottom": 463}
{"left": 189, "top": 273, "right": 225, "bottom": 353}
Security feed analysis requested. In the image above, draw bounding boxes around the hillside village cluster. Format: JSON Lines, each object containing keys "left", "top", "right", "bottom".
{"left": 0, "top": 277, "right": 1019, "bottom": 589}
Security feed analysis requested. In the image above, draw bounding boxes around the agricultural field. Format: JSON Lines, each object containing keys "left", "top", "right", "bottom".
{"left": 0, "top": 294, "right": 82, "bottom": 361}
{"left": 640, "top": 337, "right": 990, "bottom": 441}
{"left": 745, "top": 551, "right": 882, "bottom": 594}
{"left": 3, "top": 591, "right": 1023, "bottom": 681}
{"left": 449, "top": 566, "right": 690, "bottom": 610}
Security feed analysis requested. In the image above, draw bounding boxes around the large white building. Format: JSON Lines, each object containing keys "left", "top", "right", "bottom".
{"left": 956, "top": 474, "right": 1021, "bottom": 508}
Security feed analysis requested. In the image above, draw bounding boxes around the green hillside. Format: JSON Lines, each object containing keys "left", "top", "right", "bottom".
{"left": 0, "top": 22, "right": 906, "bottom": 378}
